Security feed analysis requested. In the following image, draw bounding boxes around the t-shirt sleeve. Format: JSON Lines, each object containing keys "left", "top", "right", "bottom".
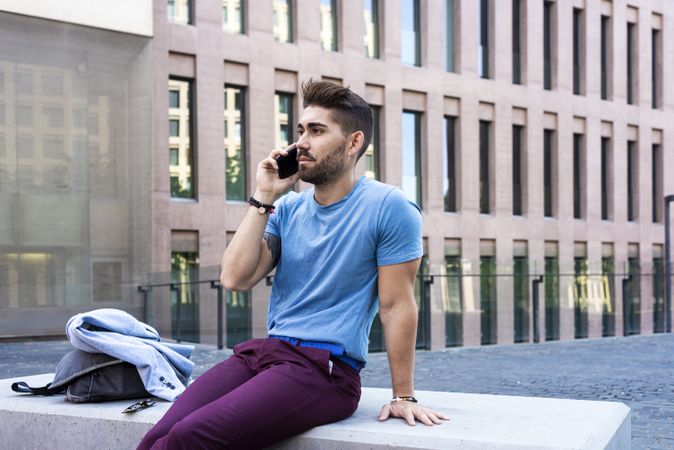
{"left": 264, "top": 197, "right": 284, "bottom": 238}
{"left": 376, "top": 188, "right": 423, "bottom": 266}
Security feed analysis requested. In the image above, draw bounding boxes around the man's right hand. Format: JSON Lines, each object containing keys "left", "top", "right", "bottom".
{"left": 255, "top": 146, "right": 301, "bottom": 203}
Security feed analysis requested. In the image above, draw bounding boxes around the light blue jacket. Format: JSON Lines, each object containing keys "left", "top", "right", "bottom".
{"left": 66, "top": 308, "right": 194, "bottom": 401}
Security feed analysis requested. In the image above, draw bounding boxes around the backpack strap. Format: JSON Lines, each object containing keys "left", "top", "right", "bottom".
{"left": 11, "top": 381, "right": 64, "bottom": 396}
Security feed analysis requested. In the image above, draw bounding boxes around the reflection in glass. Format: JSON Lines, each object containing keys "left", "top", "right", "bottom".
{"left": 626, "top": 257, "right": 641, "bottom": 335}
{"left": 320, "top": 0, "right": 337, "bottom": 51}
{"left": 513, "top": 256, "right": 529, "bottom": 342}
{"left": 364, "top": 0, "right": 379, "bottom": 58}
{"left": 222, "top": 0, "right": 244, "bottom": 34}
{"left": 363, "top": 105, "right": 380, "bottom": 180}
{"left": 225, "top": 86, "right": 246, "bottom": 201}
{"left": 169, "top": 79, "right": 194, "bottom": 199}
{"left": 443, "top": 116, "right": 457, "bottom": 212}
{"left": 168, "top": 0, "right": 192, "bottom": 25}
{"left": 401, "top": 0, "right": 420, "bottom": 66}
{"left": 414, "top": 253, "right": 429, "bottom": 349}
{"left": 478, "top": 0, "right": 490, "bottom": 78}
{"left": 573, "top": 133, "right": 583, "bottom": 219}
{"left": 401, "top": 111, "right": 421, "bottom": 207}
{"left": 545, "top": 256, "right": 559, "bottom": 340}
{"left": 479, "top": 120, "right": 490, "bottom": 214}
{"left": 544, "top": 129, "right": 554, "bottom": 217}
{"left": 444, "top": 255, "right": 463, "bottom": 347}
{"left": 653, "top": 257, "right": 665, "bottom": 333}
{"left": 446, "top": 0, "right": 456, "bottom": 72}
{"left": 273, "top": 0, "right": 293, "bottom": 43}
{"left": 171, "top": 252, "right": 200, "bottom": 342}
{"left": 574, "top": 257, "right": 588, "bottom": 338}
{"left": 480, "top": 256, "right": 497, "bottom": 345}
{"left": 274, "top": 93, "right": 293, "bottom": 149}
{"left": 601, "top": 256, "right": 615, "bottom": 336}
{"left": 227, "top": 289, "right": 251, "bottom": 347}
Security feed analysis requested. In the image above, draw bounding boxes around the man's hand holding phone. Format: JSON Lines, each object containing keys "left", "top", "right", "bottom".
{"left": 255, "top": 144, "right": 300, "bottom": 203}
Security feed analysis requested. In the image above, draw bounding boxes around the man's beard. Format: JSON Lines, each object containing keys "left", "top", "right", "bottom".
{"left": 299, "top": 141, "right": 348, "bottom": 186}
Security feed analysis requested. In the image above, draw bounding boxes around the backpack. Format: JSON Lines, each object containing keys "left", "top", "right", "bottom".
{"left": 11, "top": 349, "right": 150, "bottom": 403}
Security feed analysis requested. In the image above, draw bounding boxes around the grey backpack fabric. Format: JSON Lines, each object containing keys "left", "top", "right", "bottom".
{"left": 11, "top": 349, "right": 150, "bottom": 403}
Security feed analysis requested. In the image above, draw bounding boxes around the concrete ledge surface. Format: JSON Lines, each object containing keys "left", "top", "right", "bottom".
{"left": 1, "top": 374, "right": 630, "bottom": 450}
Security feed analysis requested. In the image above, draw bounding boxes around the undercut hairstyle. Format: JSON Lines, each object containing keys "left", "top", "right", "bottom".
{"left": 301, "top": 80, "right": 374, "bottom": 160}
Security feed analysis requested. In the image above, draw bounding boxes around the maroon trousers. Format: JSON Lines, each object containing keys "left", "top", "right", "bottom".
{"left": 137, "top": 338, "right": 361, "bottom": 450}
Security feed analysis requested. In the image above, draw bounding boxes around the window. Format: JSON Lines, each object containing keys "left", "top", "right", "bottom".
{"left": 573, "top": 133, "right": 584, "bottom": 219}
{"left": 320, "top": 0, "right": 337, "bottom": 51}
{"left": 512, "top": 0, "right": 524, "bottom": 84}
{"left": 444, "top": 240, "right": 463, "bottom": 347}
{"left": 600, "top": 16, "right": 611, "bottom": 100}
{"left": 626, "top": 247, "right": 641, "bottom": 335}
{"left": 169, "top": 89, "right": 180, "bottom": 108}
{"left": 363, "top": 0, "right": 379, "bottom": 58}
{"left": 652, "top": 144, "right": 662, "bottom": 223}
{"left": 543, "top": 129, "right": 554, "bottom": 217}
{"left": 364, "top": 105, "right": 380, "bottom": 180}
{"left": 627, "top": 22, "right": 637, "bottom": 104}
{"left": 401, "top": 0, "right": 421, "bottom": 66}
{"left": 513, "top": 242, "right": 529, "bottom": 343}
{"left": 168, "top": 0, "right": 192, "bottom": 25}
{"left": 601, "top": 137, "right": 611, "bottom": 220}
{"left": 479, "top": 120, "right": 490, "bottom": 214}
{"left": 512, "top": 125, "right": 523, "bottom": 215}
{"left": 478, "top": 0, "right": 491, "bottom": 78}
{"left": 273, "top": 0, "right": 293, "bottom": 43}
{"left": 544, "top": 253, "right": 559, "bottom": 341}
{"left": 171, "top": 229, "right": 200, "bottom": 343}
{"left": 414, "top": 244, "right": 430, "bottom": 350}
{"left": 225, "top": 86, "right": 246, "bottom": 201}
{"left": 601, "top": 246, "right": 615, "bottom": 337}
{"left": 169, "top": 79, "right": 194, "bottom": 199}
{"left": 402, "top": 111, "right": 422, "bottom": 207}
{"left": 225, "top": 232, "right": 252, "bottom": 347}
{"left": 572, "top": 9, "right": 584, "bottom": 95}
{"left": 480, "top": 241, "right": 497, "bottom": 345}
{"left": 543, "top": 1, "right": 554, "bottom": 89}
{"left": 274, "top": 93, "right": 294, "bottom": 148}
{"left": 627, "top": 140, "right": 637, "bottom": 221}
{"left": 652, "top": 27, "right": 662, "bottom": 109}
{"left": 443, "top": 116, "right": 457, "bottom": 212}
{"left": 653, "top": 249, "right": 665, "bottom": 333}
{"left": 574, "top": 252, "right": 588, "bottom": 339}
{"left": 222, "top": 0, "right": 244, "bottom": 34}
{"left": 446, "top": 0, "right": 457, "bottom": 72}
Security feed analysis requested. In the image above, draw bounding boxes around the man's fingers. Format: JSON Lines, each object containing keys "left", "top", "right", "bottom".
{"left": 435, "top": 411, "right": 450, "bottom": 421}
{"left": 378, "top": 404, "right": 391, "bottom": 421}
{"left": 404, "top": 410, "right": 416, "bottom": 426}
{"left": 427, "top": 412, "right": 443, "bottom": 425}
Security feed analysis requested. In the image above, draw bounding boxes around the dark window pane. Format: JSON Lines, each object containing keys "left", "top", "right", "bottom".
{"left": 478, "top": 0, "right": 490, "bottom": 78}
{"left": 602, "top": 256, "right": 615, "bottom": 336}
{"left": 512, "top": 0, "right": 522, "bottom": 84}
{"left": 513, "top": 256, "right": 529, "bottom": 342}
{"left": 601, "top": 137, "right": 610, "bottom": 220}
{"left": 446, "top": 0, "right": 456, "bottom": 71}
{"left": 545, "top": 256, "right": 559, "bottom": 340}
{"left": 170, "top": 252, "right": 200, "bottom": 342}
{"left": 544, "top": 129, "right": 554, "bottom": 217}
{"left": 479, "top": 121, "right": 490, "bottom": 214}
{"left": 572, "top": 9, "right": 583, "bottom": 95}
{"left": 169, "top": 79, "right": 194, "bottom": 199}
{"left": 445, "top": 255, "right": 463, "bottom": 347}
{"left": 543, "top": 1, "right": 553, "bottom": 89}
{"left": 574, "top": 257, "right": 588, "bottom": 338}
{"left": 653, "top": 257, "right": 666, "bottom": 333}
{"left": 627, "top": 23, "right": 635, "bottom": 104}
{"left": 601, "top": 16, "right": 609, "bottom": 99}
{"left": 626, "top": 257, "right": 641, "bottom": 335}
{"left": 512, "top": 125, "right": 523, "bottom": 215}
{"left": 627, "top": 140, "right": 636, "bottom": 221}
{"left": 573, "top": 133, "right": 583, "bottom": 219}
{"left": 443, "top": 116, "right": 457, "bottom": 212}
{"left": 225, "top": 86, "right": 246, "bottom": 201}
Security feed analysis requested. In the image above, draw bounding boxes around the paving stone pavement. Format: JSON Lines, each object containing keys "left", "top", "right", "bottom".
{"left": 1, "top": 334, "right": 673, "bottom": 449}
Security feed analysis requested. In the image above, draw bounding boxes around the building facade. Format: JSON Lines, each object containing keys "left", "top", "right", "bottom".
{"left": 0, "top": 0, "right": 672, "bottom": 351}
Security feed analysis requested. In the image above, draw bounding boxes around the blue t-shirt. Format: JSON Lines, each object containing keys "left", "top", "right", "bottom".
{"left": 265, "top": 176, "right": 422, "bottom": 365}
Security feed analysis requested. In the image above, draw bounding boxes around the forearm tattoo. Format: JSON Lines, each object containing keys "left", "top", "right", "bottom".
{"left": 264, "top": 232, "right": 281, "bottom": 268}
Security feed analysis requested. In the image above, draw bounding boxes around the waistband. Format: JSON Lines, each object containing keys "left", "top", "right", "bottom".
{"left": 269, "top": 335, "right": 363, "bottom": 373}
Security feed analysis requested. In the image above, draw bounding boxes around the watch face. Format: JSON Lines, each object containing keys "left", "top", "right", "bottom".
{"left": 258, "top": 206, "right": 267, "bottom": 214}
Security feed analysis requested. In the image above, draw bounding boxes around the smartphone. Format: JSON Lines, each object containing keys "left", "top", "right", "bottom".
{"left": 276, "top": 145, "right": 299, "bottom": 179}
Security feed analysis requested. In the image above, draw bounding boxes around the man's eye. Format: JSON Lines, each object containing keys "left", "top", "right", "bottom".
{"left": 312, "top": 128, "right": 323, "bottom": 135}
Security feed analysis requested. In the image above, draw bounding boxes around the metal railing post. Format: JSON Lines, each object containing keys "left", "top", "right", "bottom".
{"left": 170, "top": 284, "right": 182, "bottom": 343}
{"left": 532, "top": 275, "right": 544, "bottom": 343}
{"left": 210, "top": 280, "right": 224, "bottom": 350}
{"left": 665, "top": 194, "right": 673, "bottom": 333}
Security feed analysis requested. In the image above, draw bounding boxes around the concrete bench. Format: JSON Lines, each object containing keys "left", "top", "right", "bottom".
{"left": 1, "top": 374, "right": 630, "bottom": 449}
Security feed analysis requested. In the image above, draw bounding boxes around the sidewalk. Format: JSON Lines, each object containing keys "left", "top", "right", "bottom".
{"left": 2, "top": 334, "right": 673, "bottom": 449}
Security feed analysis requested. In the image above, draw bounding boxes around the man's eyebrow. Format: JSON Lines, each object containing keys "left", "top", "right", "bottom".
{"left": 298, "top": 121, "right": 328, "bottom": 129}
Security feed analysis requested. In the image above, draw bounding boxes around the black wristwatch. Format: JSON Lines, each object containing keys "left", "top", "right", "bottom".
{"left": 249, "top": 197, "right": 275, "bottom": 215}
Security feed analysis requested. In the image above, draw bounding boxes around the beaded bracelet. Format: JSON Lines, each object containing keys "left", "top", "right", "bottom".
{"left": 391, "top": 396, "right": 418, "bottom": 403}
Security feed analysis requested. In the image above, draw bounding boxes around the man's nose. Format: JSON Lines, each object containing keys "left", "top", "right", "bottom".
{"left": 296, "top": 132, "right": 310, "bottom": 149}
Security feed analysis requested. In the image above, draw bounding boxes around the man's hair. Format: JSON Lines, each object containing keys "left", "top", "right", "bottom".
{"left": 301, "top": 80, "right": 373, "bottom": 160}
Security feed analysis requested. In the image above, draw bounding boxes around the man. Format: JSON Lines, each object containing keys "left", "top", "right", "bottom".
{"left": 138, "top": 81, "right": 447, "bottom": 450}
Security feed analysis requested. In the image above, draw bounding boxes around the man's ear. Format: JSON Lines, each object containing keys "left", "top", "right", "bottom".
{"left": 346, "top": 131, "right": 365, "bottom": 157}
